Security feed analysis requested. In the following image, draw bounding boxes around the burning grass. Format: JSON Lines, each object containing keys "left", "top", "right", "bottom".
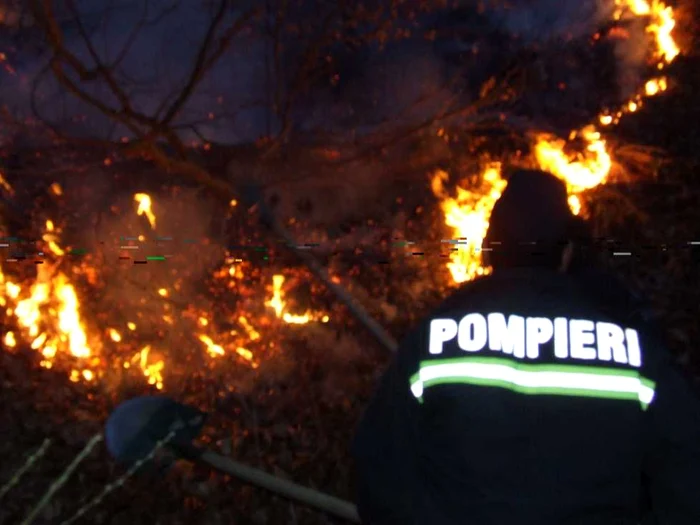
{"left": 0, "top": 189, "right": 338, "bottom": 395}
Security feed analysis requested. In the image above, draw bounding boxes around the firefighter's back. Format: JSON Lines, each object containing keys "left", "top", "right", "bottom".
{"left": 413, "top": 267, "right": 653, "bottom": 525}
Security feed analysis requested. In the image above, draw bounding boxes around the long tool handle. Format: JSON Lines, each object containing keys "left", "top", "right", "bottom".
{"left": 240, "top": 182, "right": 398, "bottom": 354}
{"left": 271, "top": 222, "right": 397, "bottom": 353}
{"left": 199, "top": 449, "right": 361, "bottom": 523}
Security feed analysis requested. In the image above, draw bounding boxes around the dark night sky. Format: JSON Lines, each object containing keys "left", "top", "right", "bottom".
{"left": 0, "top": 0, "right": 632, "bottom": 145}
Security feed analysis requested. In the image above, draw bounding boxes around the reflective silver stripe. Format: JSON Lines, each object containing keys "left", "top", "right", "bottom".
{"left": 409, "top": 357, "right": 656, "bottom": 410}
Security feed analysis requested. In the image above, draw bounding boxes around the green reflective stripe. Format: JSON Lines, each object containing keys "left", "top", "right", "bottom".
{"left": 410, "top": 357, "right": 656, "bottom": 410}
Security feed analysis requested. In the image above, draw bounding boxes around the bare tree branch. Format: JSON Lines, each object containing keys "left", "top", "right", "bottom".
{"left": 27, "top": 0, "right": 260, "bottom": 164}
{"left": 160, "top": 1, "right": 262, "bottom": 127}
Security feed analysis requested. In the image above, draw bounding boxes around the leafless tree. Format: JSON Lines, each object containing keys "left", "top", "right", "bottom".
{"left": 18, "top": 0, "right": 514, "bottom": 201}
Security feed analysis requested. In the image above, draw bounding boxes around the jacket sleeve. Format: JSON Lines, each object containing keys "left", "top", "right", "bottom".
{"left": 642, "top": 346, "right": 700, "bottom": 525}
{"left": 351, "top": 330, "right": 423, "bottom": 525}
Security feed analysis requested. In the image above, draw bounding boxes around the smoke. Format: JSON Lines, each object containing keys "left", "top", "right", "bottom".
{"left": 55, "top": 172, "right": 227, "bottom": 370}
{"left": 486, "top": 0, "right": 652, "bottom": 100}
{"left": 612, "top": 17, "right": 650, "bottom": 99}
{"left": 1, "top": 0, "right": 651, "bottom": 147}
{"left": 488, "top": 0, "right": 616, "bottom": 42}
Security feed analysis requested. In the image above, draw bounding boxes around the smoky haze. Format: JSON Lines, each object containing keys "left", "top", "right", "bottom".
{"left": 0, "top": 0, "right": 654, "bottom": 146}
{"left": 51, "top": 170, "right": 228, "bottom": 374}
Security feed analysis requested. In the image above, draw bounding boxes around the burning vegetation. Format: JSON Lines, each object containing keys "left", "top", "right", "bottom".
{"left": 0, "top": 1, "right": 697, "bottom": 522}
{"left": 0, "top": 0, "right": 682, "bottom": 395}
{"left": 430, "top": 0, "right": 679, "bottom": 283}
{"left": 0, "top": 187, "right": 334, "bottom": 392}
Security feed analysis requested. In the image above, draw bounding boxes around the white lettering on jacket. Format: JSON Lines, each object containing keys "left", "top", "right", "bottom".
{"left": 428, "top": 313, "right": 642, "bottom": 367}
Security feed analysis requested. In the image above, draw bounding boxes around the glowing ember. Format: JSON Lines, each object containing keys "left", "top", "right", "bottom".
{"left": 236, "top": 347, "right": 254, "bottom": 360}
{"left": 644, "top": 77, "right": 667, "bottom": 96}
{"left": 238, "top": 315, "right": 262, "bottom": 340}
{"left": 0, "top": 171, "right": 14, "bottom": 195}
{"left": 134, "top": 193, "right": 156, "bottom": 229}
{"left": 132, "top": 346, "right": 164, "bottom": 390}
{"left": 43, "top": 220, "right": 65, "bottom": 256}
{"left": 198, "top": 334, "right": 225, "bottom": 357}
{"left": 4, "top": 331, "right": 16, "bottom": 347}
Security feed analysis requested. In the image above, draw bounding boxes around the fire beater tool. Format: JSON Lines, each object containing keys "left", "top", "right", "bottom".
{"left": 97, "top": 395, "right": 361, "bottom": 523}
{"left": 236, "top": 181, "right": 398, "bottom": 354}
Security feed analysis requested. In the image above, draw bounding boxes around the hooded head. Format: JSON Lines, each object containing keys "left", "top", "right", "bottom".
{"left": 484, "top": 169, "right": 590, "bottom": 271}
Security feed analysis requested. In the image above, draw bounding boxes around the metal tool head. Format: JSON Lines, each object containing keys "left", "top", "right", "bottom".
{"left": 105, "top": 395, "right": 207, "bottom": 470}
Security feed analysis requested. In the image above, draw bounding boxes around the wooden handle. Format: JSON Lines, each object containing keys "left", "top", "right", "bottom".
{"left": 199, "top": 450, "right": 361, "bottom": 522}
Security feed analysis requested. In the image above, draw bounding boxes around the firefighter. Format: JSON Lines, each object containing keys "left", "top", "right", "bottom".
{"left": 352, "top": 169, "right": 700, "bottom": 525}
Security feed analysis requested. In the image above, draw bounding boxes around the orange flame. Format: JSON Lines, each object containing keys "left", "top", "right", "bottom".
{"left": 435, "top": 2, "right": 679, "bottom": 284}
{"left": 131, "top": 346, "right": 164, "bottom": 390}
{"left": 265, "top": 274, "right": 329, "bottom": 324}
{"left": 614, "top": 0, "right": 679, "bottom": 62}
{"left": 430, "top": 164, "right": 506, "bottom": 283}
{"left": 534, "top": 126, "right": 611, "bottom": 194}
{"left": 134, "top": 193, "right": 156, "bottom": 229}
{"left": 2, "top": 240, "right": 94, "bottom": 375}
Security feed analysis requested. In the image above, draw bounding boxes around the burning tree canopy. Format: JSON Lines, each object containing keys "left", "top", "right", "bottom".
{"left": 0, "top": 0, "right": 696, "bottom": 523}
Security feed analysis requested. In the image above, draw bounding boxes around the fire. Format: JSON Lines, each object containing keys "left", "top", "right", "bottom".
{"left": 238, "top": 315, "right": 261, "bottom": 340}
{"left": 430, "top": 165, "right": 506, "bottom": 283}
{"left": 236, "top": 347, "right": 254, "bottom": 360}
{"left": 198, "top": 334, "right": 225, "bottom": 357}
{"left": 0, "top": 1, "right": 681, "bottom": 395}
{"left": 1, "top": 190, "right": 290, "bottom": 391}
{"left": 644, "top": 77, "right": 667, "bottom": 96}
{"left": 266, "top": 275, "right": 285, "bottom": 317}
{"left": 43, "top": 220, "right": 65, "bottom": 256}
{"left": 132, "top": 346, "right": 164, "bottom": 390}
{"left": 4, "top": 331, "right": 16, "bottom": 347}
{"left": 1, "top": 234, "right": 94, "bottom": 376}
{"left": 535, "top": 1, "right": 678, "bottom": 194}
{"left": 196, "top": 320, "right": 256, "bottom": 362}
{"left": 134, "top": 193, "right": 156, "bottom": 229}
{"left": 534, "top": 126, "right": 612, "bottom": 193}
{"left": 434, "top": 0, "right": 679, "bottom": 284}
{"left": 265, "top": 274, "right": 320, "bottom": 324}
{"left": 55, "top": 274, "right": 90, "bottom": 358}
{"left": 614, "top": 0, "right": 679, "bottom": 62}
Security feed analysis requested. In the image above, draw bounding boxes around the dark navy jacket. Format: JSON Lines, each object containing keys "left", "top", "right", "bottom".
{"left": 352, "top": 266, "right": 700, "bottom": 525}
